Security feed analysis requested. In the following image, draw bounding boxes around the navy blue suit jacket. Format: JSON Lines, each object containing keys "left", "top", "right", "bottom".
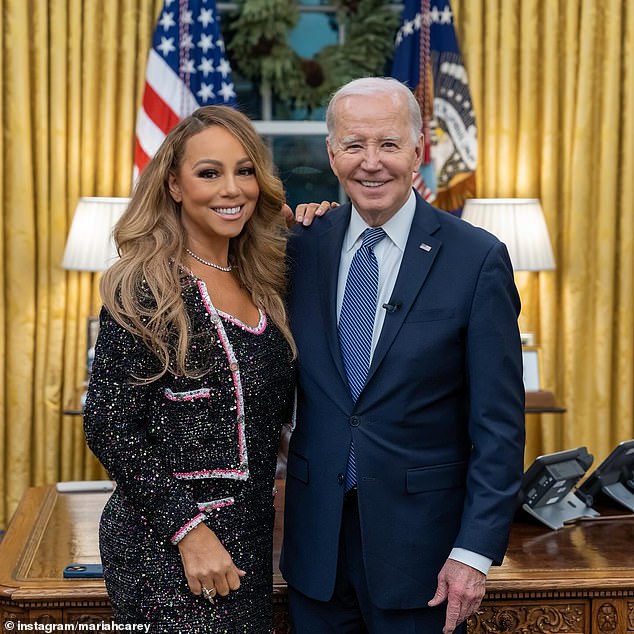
{"left": 281, "top": 193, "right": 525, "bottom": 609}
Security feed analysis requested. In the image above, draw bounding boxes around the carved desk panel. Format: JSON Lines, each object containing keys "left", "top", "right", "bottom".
{"left": 1, "top": 485, "right": 634, "bottom": 633}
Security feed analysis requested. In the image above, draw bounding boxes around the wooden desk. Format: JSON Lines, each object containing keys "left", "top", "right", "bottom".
{"left": 525, "top": 390, "right": 566, "bottom": 414}
{"left": 476, "top": 515, "right": 634, "bottom": 632}
{"left": 0, "top": 485, "right": 290, "bottom": 629}
{"left": 0, "top": 486, "right": 111, "bottom": 625}
{"left": 2, "top": 485, "right": 634, "bottom": 633}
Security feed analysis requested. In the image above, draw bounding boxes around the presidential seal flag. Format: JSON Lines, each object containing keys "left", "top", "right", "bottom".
{"left": 392, "top": 0, "right": 477, "bottom": 213}
{"left": 134, "top": 0, "right": 236, "bottom": 177}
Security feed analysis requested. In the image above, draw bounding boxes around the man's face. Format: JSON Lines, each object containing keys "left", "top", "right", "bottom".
{"left": 327, "top": 92, "right": 423, "bottom": 227}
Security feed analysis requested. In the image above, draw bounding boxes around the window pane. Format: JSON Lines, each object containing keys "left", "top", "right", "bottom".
{"left": 272, "top": 10, "right": 338, "bottom": 121}
{"left": 270, "top": 136, "right": 340, "bottom": 209}
{"left": 234, "top": 74, "right": 262, "bottom": 120}
{"left": 288, "top": 12, "right": 337, "bottom": 59}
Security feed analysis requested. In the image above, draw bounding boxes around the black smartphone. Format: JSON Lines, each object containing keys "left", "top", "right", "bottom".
{"left": 63, "top": 563, "right": 103, "bottom": 578}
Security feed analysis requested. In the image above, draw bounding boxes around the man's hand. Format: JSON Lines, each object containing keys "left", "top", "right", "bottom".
{"left": 428, "top": 559, "right": 486, "bottom": 633}
{"left": 282, "top": 201, "right": 339, "bottom": 227}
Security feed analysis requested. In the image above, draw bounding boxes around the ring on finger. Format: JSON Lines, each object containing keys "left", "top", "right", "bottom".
{"left": 202, "top": 586, "right": 216, "bottom": 602}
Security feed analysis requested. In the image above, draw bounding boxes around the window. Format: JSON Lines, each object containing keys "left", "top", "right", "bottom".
{"left": 219, "top": 1, "right": 346, "bottom": 206}
{"left": 220, "top": 1, "right": 402, "bottom": 207}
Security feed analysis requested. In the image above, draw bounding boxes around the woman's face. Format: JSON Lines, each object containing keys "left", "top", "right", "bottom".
{"left": 167, "top": 125, "right": 260, "bottom": 247}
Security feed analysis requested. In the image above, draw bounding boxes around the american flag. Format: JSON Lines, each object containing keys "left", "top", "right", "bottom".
{"left": 392, "top": 0, "right": 477, "bottom": 213}
{"left": 412, "top": 170, "right": 436, "bottom": 204}
{"left": 134, "top": 0, "right": 237, "bottom": 177}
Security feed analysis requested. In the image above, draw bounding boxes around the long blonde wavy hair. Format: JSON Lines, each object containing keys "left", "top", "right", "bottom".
{"left": 100, "top": 106, "right": 295, "bottom": 380}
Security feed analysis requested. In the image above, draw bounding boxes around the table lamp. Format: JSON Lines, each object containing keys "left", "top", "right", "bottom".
{"left": 62, "top": 197, "right": 129, "bottom": 407}
{"left": 461, "top": 198, "right": 557, "bottom": 410}
{"left": 461, "top": 198, "right": 555, "bottom": 271}
{"left": 61, "top": 197, "right": 130, "bottom": 271}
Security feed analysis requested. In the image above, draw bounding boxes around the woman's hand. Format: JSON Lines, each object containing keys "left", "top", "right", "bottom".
{"left": 177, "top": 522, "right": 246, "bottom": 598}
{"left": 282, "top": 200, "right": 339, "bottom": 227}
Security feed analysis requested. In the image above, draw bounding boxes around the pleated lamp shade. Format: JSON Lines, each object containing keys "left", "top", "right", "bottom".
{"left": 62, "top": 197, "right": 130, "bottom": 271}
{"left": 461, "top": 198, "right": 555, "bottom": 271}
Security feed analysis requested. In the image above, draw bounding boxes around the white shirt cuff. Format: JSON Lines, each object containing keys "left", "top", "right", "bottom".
{"left": 449, "top": 548, "right": 492, "bottom": 575}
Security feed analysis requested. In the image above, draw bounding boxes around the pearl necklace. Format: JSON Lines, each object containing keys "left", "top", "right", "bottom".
{"left": 185, "top": 248, "right": 233, "bottom": 272}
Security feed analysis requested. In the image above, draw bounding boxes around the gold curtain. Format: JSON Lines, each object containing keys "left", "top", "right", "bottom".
{"left": 0, "top": 0, "right": 633, "bottom": 527}
{"left": 453, "top": 0, "right": 634, "bottom": 466}
{"left": 0, "top": 0, "right": 162, "bottom": 527}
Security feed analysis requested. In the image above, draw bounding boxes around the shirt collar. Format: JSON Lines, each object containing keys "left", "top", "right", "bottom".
{"left": 344, "top": 189, "right": 417, "bottom": 253}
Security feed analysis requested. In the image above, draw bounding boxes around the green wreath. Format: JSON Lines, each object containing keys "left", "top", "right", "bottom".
{"left": 227, "top": 0, "right": 400, "bottom": 111}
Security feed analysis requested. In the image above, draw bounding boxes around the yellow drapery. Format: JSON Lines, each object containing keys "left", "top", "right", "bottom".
{"left": 453, "top": 0, "right": 634, "bottom": 468}
{"left": 0, "top": 0, "right": 633, "bottom": 527}
{"left": 0, "top": 0, "right": 163, "bottom": 527}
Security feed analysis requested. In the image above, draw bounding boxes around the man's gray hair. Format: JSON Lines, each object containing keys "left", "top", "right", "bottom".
{"left": 325, "top": 77, "right": 422, "bottom": 145}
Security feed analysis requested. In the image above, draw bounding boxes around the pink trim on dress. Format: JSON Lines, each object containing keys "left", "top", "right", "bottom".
{"left": 164, "top": 387, "right": 211, "bottom": 401}
{"left": 217, "top": 308, "right": 267, "bottom": 335}
{"left": 171, "top": 512, "right": 206, "bottom": 544}
{"left": 196, "top": 280, "right": 250, "bottom": 480}
{"left": 173, "top": 468, "right": 247, "bottom": 480}
{"left": 197, "top": 497, "right": 235, "bottom": 512}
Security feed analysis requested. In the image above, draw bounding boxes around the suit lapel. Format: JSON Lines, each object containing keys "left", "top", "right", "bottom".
{"left": 317, "top": 205, "right": 352, "bottom": 389}
{"left": 364, "top": 199, "right": 441, "bottom": 390}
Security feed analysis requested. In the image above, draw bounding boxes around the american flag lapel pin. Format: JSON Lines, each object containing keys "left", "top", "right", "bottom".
{"left": 419, "top": 243, "right": 432, "bottom": 252}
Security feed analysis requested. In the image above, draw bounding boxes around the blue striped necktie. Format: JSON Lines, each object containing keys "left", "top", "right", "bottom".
{"left": 338, "top": 227, "right": 386, "bottom": 491}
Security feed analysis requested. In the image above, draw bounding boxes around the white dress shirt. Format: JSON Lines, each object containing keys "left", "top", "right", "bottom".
{"left": 336, "top": 189, "right": 492, "bottom": 577}
{"left": 336, "top": 190, "right": 416, "bottom": 351}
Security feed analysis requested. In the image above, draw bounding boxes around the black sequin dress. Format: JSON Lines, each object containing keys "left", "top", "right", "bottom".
{"left": 84, "top": 276, "right": 295, "bottom": 633}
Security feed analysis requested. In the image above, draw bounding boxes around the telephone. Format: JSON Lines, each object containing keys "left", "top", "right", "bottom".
{"left": 576, "top": 439, "right": 634, "bottom": 512}
{"left": 518, "top": 446, "right": 598, "bottom": 529}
